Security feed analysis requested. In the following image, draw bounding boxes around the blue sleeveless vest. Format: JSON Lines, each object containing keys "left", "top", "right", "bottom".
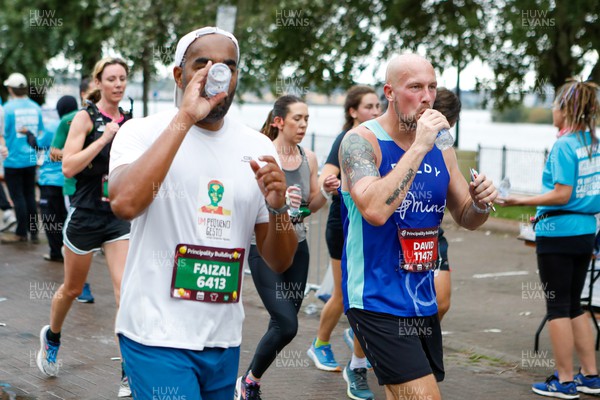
{"left": 341, "top": 120, "right": 450, "bottom": 317}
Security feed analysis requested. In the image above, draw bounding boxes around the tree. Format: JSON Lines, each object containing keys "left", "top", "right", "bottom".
{"left": 483, "top": 0, "right": 599, "bottom": 109}
{"left": 236, "top": 0, "right": 379, "bottom": 98}
{"left": 0, "top": 0, "right": 65, "bottom": 102}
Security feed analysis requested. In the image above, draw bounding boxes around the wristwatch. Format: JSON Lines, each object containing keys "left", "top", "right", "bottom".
{"left": 265, "top": 201, "right": 289, "bottom": 215}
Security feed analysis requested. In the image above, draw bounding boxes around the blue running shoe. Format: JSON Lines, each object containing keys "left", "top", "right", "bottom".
{"left": 532, "top": 374, "right": 579, "bottom": 399}
{"left": 76, "top": 282, "right": 94, "bottom": 303}
{"left": 343, "top": 328, "right": 372, "bottom": 370}
{"left": 36, "top": 325, "right": 60, "bottom": 377}
{"left": 574, "top": 370, "right": 600, "bottom": 394}
{"left": 343, "top": 361, "right": 374, "bottom": 400}
{"left": 307, "top": 338, "right": 341, "bottom": 372}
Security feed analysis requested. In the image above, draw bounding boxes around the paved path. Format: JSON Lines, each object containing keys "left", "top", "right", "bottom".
{"left": 1, "top": 217, "right": 599, "bottom": 399}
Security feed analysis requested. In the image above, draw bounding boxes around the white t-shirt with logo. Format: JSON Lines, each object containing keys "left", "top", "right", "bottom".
{"left": 109, "top": 108, "right": 277, "bottom": 350}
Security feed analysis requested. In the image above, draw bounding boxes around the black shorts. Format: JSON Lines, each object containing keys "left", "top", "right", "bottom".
{"left": 346, "top": 308, "right": 444, "bottom": 385}
{"left": 63, "top": 207, "right": 130, "bottom": 255}
{"left": 438, "top": 228, "right": 450, "bottom": 271}
{"left": 325, "top": 225, "right": 344, "bottom": 260}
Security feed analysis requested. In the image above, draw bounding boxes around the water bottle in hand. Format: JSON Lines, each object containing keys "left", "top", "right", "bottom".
{"left": 205, "top": 63, "right": 231, "bottom": 97}
{"left": 286, "top": 184, "right": 302, "bottom": 217}
{"left": 498, "top": 177, "right": 511, "bottom": 198}
{"left": 435, "top": 129, "right": 454, "bottom": 150}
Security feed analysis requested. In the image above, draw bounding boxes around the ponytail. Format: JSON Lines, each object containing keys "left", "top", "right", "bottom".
{"left": 260, "top": 110, "right": 279, "bottom": 140}
{"left": 260, "top": 95, "right": 304, "bottom": 141}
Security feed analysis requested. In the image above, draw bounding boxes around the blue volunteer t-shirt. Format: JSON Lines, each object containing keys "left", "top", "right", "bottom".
{"left": 3, "top": 98, "right": 44, "bottom": 168}
{"left": 38, "top": 119, "right": 63, "bottom": 187}
{"left": 536, "top": 131, "right": 600, "bottom": 237}
{"left": 341, "top": 120, "right": 450, "bottom": 317}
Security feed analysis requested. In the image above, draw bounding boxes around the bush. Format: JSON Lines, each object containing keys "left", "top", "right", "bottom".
{"left": 525, "top": 107, "right": 553, "bottom": 124}
{"left": 492, "top": 106, "right": 525, "bottom": 123}
{"left": 492, "top": 106, "right": 553, "bottom": 124}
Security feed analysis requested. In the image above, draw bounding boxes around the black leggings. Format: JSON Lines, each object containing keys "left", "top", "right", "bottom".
{"left": 538, "top": 253, "right": 591, "bottom": 320}
{"left": 247, "top": 240, "right": 310, "bottom": 378}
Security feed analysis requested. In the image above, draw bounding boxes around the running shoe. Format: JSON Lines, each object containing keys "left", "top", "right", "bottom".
{"left": 76, "top": 283, "right": 94, "bottom": 303}
{"left": 532, "top": 374, "right": 579, "bottom": 399}
{"left": 574, "top": 370, "right": 600, "bottom": 394}
{"left": 343, "top": 328, "right": 372, "bottom": 370}
{"left": 36, "top": 325, "right": 60, "bottom": 377}
{"left": 0, "top": 233, "right": 27, "bottom": 244}
{"left": 343, "top": 361, "right": 374, "bottom": 400}
{"left": 0, "top": 209, "right": 16, "bottom": 232}
{"left": 117, "top": 375, "right": 132, "bottom": 397}
{"left": 235, "top": 375, "right": 262, "bottom": 400}
{"left": 307, "top": 338, "right": 341, "bottom": 371}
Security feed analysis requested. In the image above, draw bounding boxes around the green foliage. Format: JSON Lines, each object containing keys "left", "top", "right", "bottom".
{"left": 0, "top": 0, "right": 66, "bottom": 102}
{"left": 236, "top": 0, "right": 378, "bottom": 97}
{"left": 482, "top": 0, "right": 600, "bottom": 110}
{"left": 1, "top": 0, "right": 597, "bottom": 114}
{"left": 379, "top": 0, "right": 491, "bottom": 73}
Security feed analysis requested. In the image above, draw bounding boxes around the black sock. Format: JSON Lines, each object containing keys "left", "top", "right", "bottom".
{"left": 46, "top": 328, "right": 61, "bottom": 344}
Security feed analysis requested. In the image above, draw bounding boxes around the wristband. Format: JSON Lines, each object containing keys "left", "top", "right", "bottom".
{"left": 320, "top": 185, "right": 332, "bottom": 200}
{"left": 471, "top": 200, "right": 491, "bottom": 214}
{"left": 265, "top": 201, "right": 289, "bottom": 215}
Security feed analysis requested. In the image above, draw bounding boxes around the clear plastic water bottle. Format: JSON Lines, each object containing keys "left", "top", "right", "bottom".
{"left": 205, "top": 63, "right": 231, "bottom": 97}
{"left": 287, "top": 184, "right": 302, "bottom": 217}
{"left": 498, "top": 177, "right": 511, "bottom": 198}
{"left": 435, "top": 128, "right": 454, "bottom": 150}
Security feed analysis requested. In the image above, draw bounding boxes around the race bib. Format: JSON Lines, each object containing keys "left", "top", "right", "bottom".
{"left": 170, "top": 244, "right": 244, "bottom": 303}
{"left": 397, "top": 227, "right": 439, "bottom": 272}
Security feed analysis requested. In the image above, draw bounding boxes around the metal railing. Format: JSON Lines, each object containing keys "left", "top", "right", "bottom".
{"left": 478, "top": 145, "right": 549, "bottom": 195}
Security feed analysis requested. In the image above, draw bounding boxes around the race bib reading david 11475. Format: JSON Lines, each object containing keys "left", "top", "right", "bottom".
{"left": 397, "top": 227, "right": 439, "bottom": 272}
{"left": 170, "top": 244, "right": 244, "bottom": 303}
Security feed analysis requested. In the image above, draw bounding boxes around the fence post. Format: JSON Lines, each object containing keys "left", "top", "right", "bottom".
{"left": 477, "top": 144, "right": 481, "bottom": 171}
{"left": 501, "top": 145, "right": 507, "bottom": 179}
{"left": 311, "top": 132, "right": 316, "bottom": 152}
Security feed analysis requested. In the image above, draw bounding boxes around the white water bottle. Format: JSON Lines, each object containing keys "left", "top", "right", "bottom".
{"left": 435, "top": 129, "right": 454, "bottom": 150}
{"left": 498, "top": 177, "right": 511, "bottom": 198}
{"left": 205, "top": 63, "right": 231, "bottom": 97}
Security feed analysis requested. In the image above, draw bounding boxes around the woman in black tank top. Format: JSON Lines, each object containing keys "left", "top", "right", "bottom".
{"left": 37, "top": 58, "right": 132, "bottom": 396}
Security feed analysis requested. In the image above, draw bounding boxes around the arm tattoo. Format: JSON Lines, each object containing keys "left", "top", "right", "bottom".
{"left": 341, "top": 133, "right": 380, "bottom": 190}
{"left": 385, "top": 169, "right": 415, "bottom": 205}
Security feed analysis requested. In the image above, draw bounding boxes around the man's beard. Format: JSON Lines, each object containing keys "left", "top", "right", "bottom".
{"left": 201, "top": 90, "right": 235, "bottom": 124}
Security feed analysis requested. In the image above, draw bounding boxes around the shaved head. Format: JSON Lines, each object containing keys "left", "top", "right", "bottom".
{"left": 382, "top": 53, "right": 439, "bottom": 134}
{"left": 385, "top": 54, "right": 434, "bottom": 86}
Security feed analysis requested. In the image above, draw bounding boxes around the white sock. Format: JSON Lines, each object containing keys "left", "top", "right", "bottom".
{"left": 350, "top": 353, "right": 368, "bottom": 370}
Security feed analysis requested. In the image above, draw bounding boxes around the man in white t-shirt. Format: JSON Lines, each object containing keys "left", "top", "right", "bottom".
{"left": 107, "top": 27, "right": 298, "bottom": 400}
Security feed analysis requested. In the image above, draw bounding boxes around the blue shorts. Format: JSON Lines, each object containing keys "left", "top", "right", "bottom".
{"left": 119, "top": 334, "right": 240, "bottom": 400}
